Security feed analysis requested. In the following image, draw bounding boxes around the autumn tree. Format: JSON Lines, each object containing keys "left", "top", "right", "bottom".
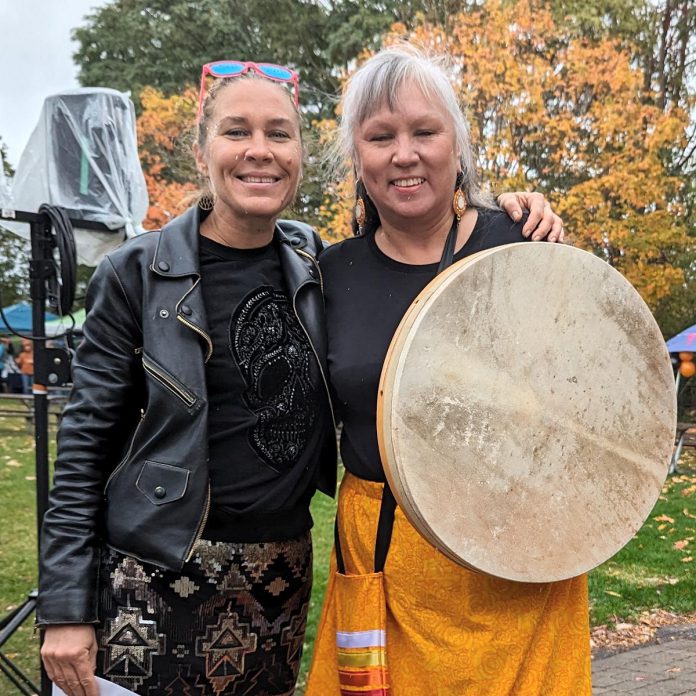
{"left": 136, "top": 87, "right": 198, "bottom": 228}
{"left": 72, "top": 1, "right": 499, "bottom": 116}
{"left": 71, "top": 0, "right": 515, "bottom": 230}
{"left": 73, "top": 0, "right": 694, "bottom": 328}
{"left": 318, "top": 1, "right": 692, "bottom": 313}
{"left": 73, "top": 0, "right": 337, "bottom": 115}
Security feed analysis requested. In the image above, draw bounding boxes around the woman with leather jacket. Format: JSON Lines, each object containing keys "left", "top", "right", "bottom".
{"left": 39, "top": 64, "right": 337, "bottom": 696}
{"left": 37, "top": 61, "right": 560, "bottom": 696}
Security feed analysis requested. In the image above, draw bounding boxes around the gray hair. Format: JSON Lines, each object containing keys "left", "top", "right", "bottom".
{"left": 336, "top": 43, "right": 495, "bottom": 212}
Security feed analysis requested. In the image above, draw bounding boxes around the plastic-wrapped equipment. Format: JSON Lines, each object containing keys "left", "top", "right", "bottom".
{"left": 0, "top": 165, "right": 10, "bottom": 208}
{"left": 3, "top": 88, "right": 149, "bottom": 265}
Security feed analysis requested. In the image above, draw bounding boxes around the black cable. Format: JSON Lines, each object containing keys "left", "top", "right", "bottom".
{"left": 0, "top": 205, "right": 78, "bottom": 341}
{"left": 38, "top": 204, "right": 77, "bottom": 316}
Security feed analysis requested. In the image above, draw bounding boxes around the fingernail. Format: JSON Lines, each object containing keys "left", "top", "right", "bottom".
{"left": 513, "top": 211, "right": 521, "bottom": 221}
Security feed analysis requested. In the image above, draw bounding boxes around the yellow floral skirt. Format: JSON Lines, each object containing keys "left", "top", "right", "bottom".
{"left": 306, "top": 473, "right": 591, "bottom": 696}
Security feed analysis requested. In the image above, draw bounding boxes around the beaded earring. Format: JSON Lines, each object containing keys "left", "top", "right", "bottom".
{"left": 354, "top": 196, "right": 366, "bottom": 230}
{"left": 453, "top": 187, "right": 467, "bottom": 221}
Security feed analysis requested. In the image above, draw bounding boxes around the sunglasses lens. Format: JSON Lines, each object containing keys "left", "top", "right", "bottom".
{"left": 208, "top": 61, "right": 246, "bottom": 77}
{"left": 259, "top": 64, "right": 294, "bottom": 80}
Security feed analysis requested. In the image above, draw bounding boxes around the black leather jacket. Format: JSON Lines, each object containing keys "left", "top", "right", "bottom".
{"left": 37, "top": 206, "right": 337, "bottom": 625}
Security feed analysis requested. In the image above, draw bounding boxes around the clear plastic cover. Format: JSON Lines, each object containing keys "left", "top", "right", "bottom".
{"left": 0, "top": 167, "right": 10, "bottom": 208}
{"left": 3, "top": 88, "right": 148, "bottom": 266}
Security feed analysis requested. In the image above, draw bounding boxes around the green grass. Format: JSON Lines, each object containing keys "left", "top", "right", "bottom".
{"left": 2, "top": 419, "right": 695, "bottom": 693}
{"left": 0, "top": 417, "right": 50, "bottom": 689}
{"left": 588, "top": 469, "right": 696, "bottom": 626}
{"left": 297, "top": 486, "right": 337, "bottom": 693}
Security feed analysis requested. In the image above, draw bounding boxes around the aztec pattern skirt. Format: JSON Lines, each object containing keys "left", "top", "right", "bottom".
{"left": 95, "top": 532, "right": 312, "bottom": 696}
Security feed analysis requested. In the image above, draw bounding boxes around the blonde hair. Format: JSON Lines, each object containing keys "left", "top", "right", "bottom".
{"left": 194, "top": 74, "right": 304, "bottom": 207}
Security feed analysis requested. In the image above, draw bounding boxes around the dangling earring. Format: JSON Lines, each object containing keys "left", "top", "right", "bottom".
{"left": 452, "top": 188, "right": 467, "bottom": 220}
{"left": 354, "top": 196, "right": 366, "bottom": 231}
{"left": 199, "top": 191, "right": 216, "bottom": 211}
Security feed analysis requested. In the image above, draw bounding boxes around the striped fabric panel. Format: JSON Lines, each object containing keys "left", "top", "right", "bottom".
{"left": 337, "top": 646, "right": 387, "bottom": 668}
{"left": 336, "top": 630, "right": 387, "bottom": 649}
{"left": 336, "top": 629, "right": 389, "bottom": 694}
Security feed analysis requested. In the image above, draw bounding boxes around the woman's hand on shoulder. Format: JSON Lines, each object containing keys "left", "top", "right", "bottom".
{"left": 41, "top": 624, "right": 98, "bottom": 696}
{"left": 497, "top": 191, "right": 564, "bottom": 243}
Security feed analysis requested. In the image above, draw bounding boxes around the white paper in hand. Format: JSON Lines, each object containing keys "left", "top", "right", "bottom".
{"left": 53, "top": 676, "right": 139, "bottom": 696}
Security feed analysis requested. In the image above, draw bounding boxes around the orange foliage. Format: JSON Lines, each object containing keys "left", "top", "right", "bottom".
{"left": 319, "top": 0, "right": 691, "bottom": 309}
{"left": 313, "top": 119, "right": 355, "bottom": 242}
{"left": 137, "top": 87, "right": 198, "bottom": 229}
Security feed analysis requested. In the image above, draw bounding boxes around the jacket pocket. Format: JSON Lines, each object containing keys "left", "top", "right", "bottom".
{"left": 142, "top": 353, "right": 198, "bottom": 409}
{"left": 136, "top": 460, "right": 190, "bottom": 505}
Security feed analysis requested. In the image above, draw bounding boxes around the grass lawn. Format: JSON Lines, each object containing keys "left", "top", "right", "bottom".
{"left": 0, "top": 416, "right": 53, "bottom": 690}
{"left": 1, "top": 418, "right": 695, "bottom": 693}
{"left": 589, "top": 467, "right": 696, "bottom": 625}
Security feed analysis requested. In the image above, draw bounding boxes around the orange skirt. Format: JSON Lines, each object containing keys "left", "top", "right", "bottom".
{"left": 306, "top": 473, "right": 591, "bottom": 696}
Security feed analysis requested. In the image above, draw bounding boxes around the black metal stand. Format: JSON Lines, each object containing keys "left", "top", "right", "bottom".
{"left": 0, "top": 209, "right": 113, "bottom": 696}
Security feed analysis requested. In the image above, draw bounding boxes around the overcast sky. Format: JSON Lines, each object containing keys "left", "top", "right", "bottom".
{"left": 0, "top": 0, "right": 104, "bottom": 167}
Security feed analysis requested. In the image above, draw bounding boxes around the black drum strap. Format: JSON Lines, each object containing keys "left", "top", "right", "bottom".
{"left": 335, "top": 216, "right": 460, "bottom": 575}
{"left": 334, "top": 482, "right": 396, "bottom": 574}
{"left": 438, "top": 215, "right": 459, "bottom": 274}
{"left": 334, "top": 516, "right": 347, "bottom": 574}
{"left": 374, "top": 483, "right": 397, "bottom": 572}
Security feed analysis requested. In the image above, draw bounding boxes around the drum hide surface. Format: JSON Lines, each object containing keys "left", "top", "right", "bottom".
{"left": 377, "top": 243, "right": 676, "bottom": 583}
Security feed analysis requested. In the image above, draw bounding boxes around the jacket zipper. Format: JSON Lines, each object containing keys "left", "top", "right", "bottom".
{"left": 176, "top": 315, "right": 213, "bottom": 362}
{"left": 142, "top": 354, "right": 197, "bottom": 408}
{"left": 185, "top": 483, "right": 211, "bottom": 562}
{"left": 292, "top": 287, "right": 337, "bottom": 431}
{"left": 176, "top": 276, "right": 214, "bottom": 362}
{"left": 295, "top": 248, "right": 324, "bottom": 292}
{"left": 104, "top": 411, "right": 146, "bottom": 493}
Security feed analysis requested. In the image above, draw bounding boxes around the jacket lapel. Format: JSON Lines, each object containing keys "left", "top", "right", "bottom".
{"left": 150, "top": 206, "right": 212, "bottom": 359}
{"left": 276, "top": 228, "right": 327, "bottom": 369}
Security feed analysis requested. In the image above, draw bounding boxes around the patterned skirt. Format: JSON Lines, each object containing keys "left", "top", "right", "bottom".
{"left": 306, "top": 473, "right": 592, "bottom": 696}
{"left": 96, "top": 532, "right": 312, "bottom": 696}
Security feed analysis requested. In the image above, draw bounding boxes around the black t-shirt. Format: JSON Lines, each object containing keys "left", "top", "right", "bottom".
{"left": 321, "top": 208, "right": 529, "bottom": 481}
{"left": 199, "top": 236, "right": 324, "bottom": 540}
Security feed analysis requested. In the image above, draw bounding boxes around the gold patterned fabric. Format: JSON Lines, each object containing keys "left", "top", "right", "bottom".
{"left": 96, "top": 534, "right": 312, "bottom": 695}
{"left": 306, "top": 474, "right": 591, "bottom": 696}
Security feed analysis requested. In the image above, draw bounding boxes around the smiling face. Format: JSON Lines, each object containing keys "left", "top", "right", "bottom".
{"left": 195, "top": 78, "right": 302, "bottom": 231}
{"left": 354, "top": 81, "right": 459, "bottom": 232}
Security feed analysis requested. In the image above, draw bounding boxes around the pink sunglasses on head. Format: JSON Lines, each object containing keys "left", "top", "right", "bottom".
{"left": 198, "top": 60, "right": 300, "bottom": 118}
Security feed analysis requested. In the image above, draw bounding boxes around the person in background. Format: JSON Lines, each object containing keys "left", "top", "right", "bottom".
{"left": 15, "top": 338, "right": 34, "bottom": 394}
{"left": 0, "top": 338, "right": 9, "bottom": 392}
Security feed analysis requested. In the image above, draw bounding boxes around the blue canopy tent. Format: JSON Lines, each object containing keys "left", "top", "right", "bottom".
{"left": 666, "top": 324, "right": 696, "bottom": 353}
{"left": 0, "top": 301, "right": 58, "bottom": 334}
{"left": 45, "top": 308, "right": 86, "bottom": 337}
